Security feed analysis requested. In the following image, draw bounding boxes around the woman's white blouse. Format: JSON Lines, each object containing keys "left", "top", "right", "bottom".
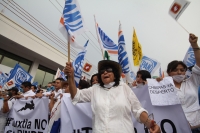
{"left": 72, "top": 82, "right": 147, "bottom": 133}
{"left": 176, "top": 64, "right": 200, "bottom": 126}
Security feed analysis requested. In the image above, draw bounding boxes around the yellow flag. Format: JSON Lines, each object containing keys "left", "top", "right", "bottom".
{"left": 132, "top": 29, "right": 143, "bottom": 66}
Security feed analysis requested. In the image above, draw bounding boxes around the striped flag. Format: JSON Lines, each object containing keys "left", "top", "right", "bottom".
{"left": 118, "top": 23, "right": 135, "bottom": 83}
{"left": 73, "top": 40, "right": 89, "bottom": 87}
{"left": 94, "top": 18, "right": 118, "bottom": 55}
{"left": 132, "top": 29, "right": 143, "bottom": 66}
{"left": 59, "top": 0, "right": 85, "bottom": 50}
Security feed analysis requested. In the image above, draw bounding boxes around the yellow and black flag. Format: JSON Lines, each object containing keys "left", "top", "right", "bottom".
{"left": 132, "top": 29, "right": 143, "bottom": 66}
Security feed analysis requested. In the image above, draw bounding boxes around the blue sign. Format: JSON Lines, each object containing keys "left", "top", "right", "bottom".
{"left": 8, "top": 64, "right": 32, "bottom": 87}
{"left": 0, "top": 72, "right": 7, "bottom": 88}
{"left": 140, "top": 56, "right": 160, "bottom": 74}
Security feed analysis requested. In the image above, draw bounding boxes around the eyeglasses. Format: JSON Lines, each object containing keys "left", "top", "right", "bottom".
{"left": 100, "top": 68, "right": 113, "bottom": 74}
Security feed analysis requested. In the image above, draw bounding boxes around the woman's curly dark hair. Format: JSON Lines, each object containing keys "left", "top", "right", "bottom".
{"left": 97, "top": 65, "right": 120, "bottom": 88}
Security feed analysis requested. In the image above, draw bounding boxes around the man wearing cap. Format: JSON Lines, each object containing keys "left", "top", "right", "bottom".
{"left": 65, "top": 60, "right": 161, "bottom": 133}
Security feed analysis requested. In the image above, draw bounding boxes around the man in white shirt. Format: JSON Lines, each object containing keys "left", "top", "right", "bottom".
{"left": 15, "top": 81, "right": 35, "bottom": 99}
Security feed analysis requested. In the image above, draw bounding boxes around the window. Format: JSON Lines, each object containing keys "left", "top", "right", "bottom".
{"left": 1, "top": 57, "right": 18, "bottom": 68}
{"left": 0, "top": 48, "right": 32, "bottom": 72}
{"left": 42, "top": 72, "right": 54, "bottom": 87}
{"left": 33, "top": 65, "right": 56, "bottom": 88}
{"left": 34, "top": 69, "right": 46, "bottom": 86}
{"left": 19, "top": 62, "right": 30, "bottom": 72}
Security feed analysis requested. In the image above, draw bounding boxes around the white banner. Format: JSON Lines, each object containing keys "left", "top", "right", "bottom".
{"left": 60, "top": 86, "right": 191, "bottom": 133}
{"left": 4, "top": 97, "right": 49, "bottom": 133}
{"left": 60, "top": 94, "right": 92, "bottom": 133}
{"left": 147, "top": 77, "right": 180, "bottom": 106}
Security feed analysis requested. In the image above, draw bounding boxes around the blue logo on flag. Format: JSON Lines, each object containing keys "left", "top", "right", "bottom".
{"left": 8, "top": 64, "right": 32, "bottom": 87}
{"left": 72, "top": 40, "right": 88, "bottom": 87}
{"left": 140, "top": 56, "right": 158, "bottom": 73}
{"left": 0, "top": 72, "right": 7, "bottom": 88}
{"left": 63, "top": 0, "right": 83, "bottom": 32}
{"left": 15, "top": 70, "right": 28, "bottom": 85}
{"left": 118, "top": 36, "right": 130, "bottom": 74}
{"left": 183, "top": 47, "right": 195, "bottom": 67}
{"left": 98, "top": 27, "right": 118, "bottom": 51}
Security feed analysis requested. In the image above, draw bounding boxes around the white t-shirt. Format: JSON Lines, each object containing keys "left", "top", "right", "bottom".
{"left": 176, "top": 65, "right": 200, "bottom": 126}
{"left": 72, "top": 82, "right": 147, "bottom": 133}
{"left": 23, "top": 90, "right": 36, "bottom": 97}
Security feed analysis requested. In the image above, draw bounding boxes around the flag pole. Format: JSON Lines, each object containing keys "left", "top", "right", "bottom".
{"left": 177, "top": 21, "right": 189, "bottom": 34}
{"left": 93, "top": 15, "right": 104, "bottom": 59}
{"left": 68, "top": 34, "right": 70, "bottom": 62}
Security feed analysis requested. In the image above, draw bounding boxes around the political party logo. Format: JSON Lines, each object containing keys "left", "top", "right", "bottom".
{"left": 0, "top": 72, "right": 7, "bottom": 88}
{"left": 170, "top": 3, "right": 181, "bottom": 14}
{"left": 17, "top": 100, "right": 35, "bottom": 112}
{"left": 7, "top": 80, "right": 14, "bottom": 86}
{"left": 15, "top": 68, "right": 28, "bottom": 85}
{"left": 140, "top": 56, "right": 158, "bottom": 73}
{"left": 83, "top": 63, "right": 92, "bottom": 72}
{"left": 183, "top": 47, "right": 195, "bottom": 67}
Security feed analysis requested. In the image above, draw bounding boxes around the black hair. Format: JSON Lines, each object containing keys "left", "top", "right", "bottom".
{"left": 187, "top": 65, "right": 194, "bottom": 71}
{"left": 31, "top": 85, "right": 37, "bottom": 90}
{"left": 167, "top": 60, "right": 187, "bottom": 74}
{"left": 90, "top": 73, "right": 98, "bottom": 85}
{"left": 36, "top": 89, "right": 43, "bottom": 94}
{"left": 52, "top": 81, "right": 55, "bottom": 83}
{"left": 10, "top": 87, "right": 19, "bottom": 94}
{"left": 78, "top": 79, "right": 90, "bottom": 89}
{"left": 97, "top": 65, "right": 120, "bottom": 88}
{"left": 48, "top": 82, "right": 52, "bottom": 84}
{"left": 56, "top": 78, "right": 65, "bottom": 82}
{"left": 137, "top": 70, "right": 151, "bottom": 81}
{"left": 21, "top": 81, "right": 32, "bottom": 89}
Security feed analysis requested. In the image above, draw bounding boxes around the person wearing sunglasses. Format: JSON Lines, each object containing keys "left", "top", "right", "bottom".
{"left": 65, "top": 60, "right": 160, "bottom": 133}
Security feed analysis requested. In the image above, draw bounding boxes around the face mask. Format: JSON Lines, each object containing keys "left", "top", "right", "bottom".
{"left": 172, "top": 75, "right": 185, "bottom": 83}
{"left": 104, "top": 82, "right": 115, "bottom": 88}
{"left": 136, "top": 82, "right": 144, "bottom": 88}
{"left": 51, "top": 86, "right": 55, "bottom": 91}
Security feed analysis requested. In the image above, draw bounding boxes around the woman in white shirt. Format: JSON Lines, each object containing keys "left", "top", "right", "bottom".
{"left": 159, "top": 34, "right": 200, "bottom": 132}
{"left": 65, "top": 60, "right": 160, "bottom": 133}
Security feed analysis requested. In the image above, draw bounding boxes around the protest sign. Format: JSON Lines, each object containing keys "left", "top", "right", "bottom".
{"left": 147, "top": 77, "right": 180, "bottom": 106}
{"left": 4, "top": 97, "right": 49, "bottom": 133}
{"left": 60, "top": 87, "right": 191, "bottom": 133}
{"left": 60, "top": 94, "right": 92, "bottom": 133}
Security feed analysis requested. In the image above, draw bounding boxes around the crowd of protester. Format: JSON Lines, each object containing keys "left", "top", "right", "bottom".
{"left": 0, "top": 34, "right": 199, "bottom": 133}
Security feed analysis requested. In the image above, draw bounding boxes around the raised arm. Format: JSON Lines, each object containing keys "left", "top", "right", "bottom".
{"left": 64, "top": 62, "right": 77, "bottom": 99}
{"left": 189, "top": 34, "right": 200, "bottom": 67}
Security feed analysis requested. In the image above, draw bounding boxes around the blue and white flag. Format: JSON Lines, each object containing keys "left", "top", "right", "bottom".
{"left": 0, "top": 71, "right": 7, "bottom": 89}
{"left": 118, "top": 24, "right": 135, "bottom": 83}
{"left": 95, "top": 20, "right": 118, "bottom": 55}
{"left": 59, "top": 0, "right": 86, "bottom": 50}
{"left": 183, "top": 46, "right": 196, "bottom": 67}
{"left": 139, "top": 56, "right": 160, "bottom": 75}
{"left": 183, "top": 46, "right": 195, "bottom": 78}
{"left": 7, "top": 64, "right": 32, "bottom": 87}
{"left": 60, "top": 71, "right": 67, "bottom": 81}
{"left": 73, "top": 40, "right": 89, "bottom": 87}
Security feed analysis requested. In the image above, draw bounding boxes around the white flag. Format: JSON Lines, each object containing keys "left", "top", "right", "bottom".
{"left": 169, "top": 0, "right": 190, "bottom": 20}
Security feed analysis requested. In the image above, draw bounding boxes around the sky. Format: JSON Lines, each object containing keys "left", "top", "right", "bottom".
{"left": 0, "top": 0, "right": 200, "bottom": 76}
